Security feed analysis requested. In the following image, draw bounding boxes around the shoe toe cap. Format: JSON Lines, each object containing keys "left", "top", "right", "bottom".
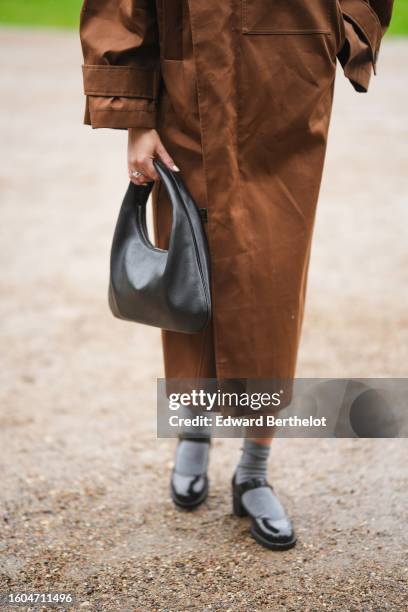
{"left": 171, "top": 472, "right": 208, "bottom": 508}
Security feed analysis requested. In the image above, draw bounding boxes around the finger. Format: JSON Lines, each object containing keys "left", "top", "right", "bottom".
{"left": 140, "top": 156, "right": 159, "bottom": 181}
{"left": 129, "top": 174, "right": 151, "bottom": 186}
{"left": 128, "top": 168, "right": 149, "bottom": 184}
{"left": 130, "top": 178, "right": 149, "bottom": 186}
{"left": 155, "top": 142, "right": 180, "bottom": 172}
{"left": 130, "top": 155, "right": 158, "bottom": 181}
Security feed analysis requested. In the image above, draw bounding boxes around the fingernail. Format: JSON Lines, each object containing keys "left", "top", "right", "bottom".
{"left": 172, "top": 164, "right": 180, "bottom": 172}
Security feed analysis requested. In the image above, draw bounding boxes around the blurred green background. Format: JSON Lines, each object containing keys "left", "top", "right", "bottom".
{"left": 0, "top": 0, "right": 407, "bottom": 34}
{"left": 0, "top": 0, "right": 83, "bottom": 28}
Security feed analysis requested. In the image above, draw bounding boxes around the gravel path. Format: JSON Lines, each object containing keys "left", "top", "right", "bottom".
{"left": 0, "top": 28, "right": 407, "bottom": 611}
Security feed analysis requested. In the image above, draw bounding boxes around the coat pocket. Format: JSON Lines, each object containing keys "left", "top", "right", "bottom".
{"left": 242, "top": 0, "right": 335, "bottom": 35}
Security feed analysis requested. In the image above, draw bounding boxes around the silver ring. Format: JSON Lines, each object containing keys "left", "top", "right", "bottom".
{"left": 131, "top": 170, "right": 143, "bottom": 178}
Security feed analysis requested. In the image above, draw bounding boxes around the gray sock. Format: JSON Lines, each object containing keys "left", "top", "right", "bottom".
{"left": 235, "top": 439, "right": 285, "bottom": 520}
{"left": 174, "top": 405, "right": 211, "bottom": 476}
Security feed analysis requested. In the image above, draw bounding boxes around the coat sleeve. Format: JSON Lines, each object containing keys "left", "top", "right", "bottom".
{"left": 80, "top": 0, "right": 161, "bottom": 129}
{"left": 338, "top": 0, "right": 394, "bottom": 92}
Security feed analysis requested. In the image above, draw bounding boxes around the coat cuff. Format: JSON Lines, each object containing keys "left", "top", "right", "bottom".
{"left": 338, "top": 0, "right": 383, "bottom": 92}
{"left": 84, "top": 96, "right": 157, "bottom": 130}
{"left": 82, "top": 65, "right": 160, "bottom": 129}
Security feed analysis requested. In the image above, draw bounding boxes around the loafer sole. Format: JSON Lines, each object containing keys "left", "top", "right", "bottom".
{"left": 250, "top": 523, "right": 297, "bottom": 551}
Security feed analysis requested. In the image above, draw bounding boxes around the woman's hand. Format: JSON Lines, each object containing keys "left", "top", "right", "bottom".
{"left": 128, "top": 128, "right": 179, "bottom": 185}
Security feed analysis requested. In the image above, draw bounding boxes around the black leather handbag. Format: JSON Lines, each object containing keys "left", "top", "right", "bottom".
{"left": 108, "top": 159, "right": 211, "bottom": 333}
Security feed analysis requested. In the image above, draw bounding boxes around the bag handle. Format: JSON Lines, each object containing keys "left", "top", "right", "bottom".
{"left": 128, "top": 158, "right": 184, "bottom": 253}
{"left": 129, "top": 158, "right": 176, "bottom": 205}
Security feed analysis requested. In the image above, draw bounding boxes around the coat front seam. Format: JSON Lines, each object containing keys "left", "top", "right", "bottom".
{"left": 187, "top": 0, "right": 224, "bottom": 378}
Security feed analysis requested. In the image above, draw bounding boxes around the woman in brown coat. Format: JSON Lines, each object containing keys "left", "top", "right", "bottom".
{"left": 80, "top": 0, "right": 393, "bottom": 550}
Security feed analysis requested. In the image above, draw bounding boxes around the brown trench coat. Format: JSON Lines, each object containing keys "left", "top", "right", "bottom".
{"left": 80, "top": 0, "right": 393, "bottom": 382}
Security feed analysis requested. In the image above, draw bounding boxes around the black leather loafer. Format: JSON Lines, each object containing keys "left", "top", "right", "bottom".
{"left": 232, "top": 474, "right": 297, "bottom": 550}
{"left": 170, "top": 438, "right": 210, "bottom": 510}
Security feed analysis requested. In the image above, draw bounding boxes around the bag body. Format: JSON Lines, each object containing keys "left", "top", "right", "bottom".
{"left": 109, "top": 159, "right": 211, "bottom": 334}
